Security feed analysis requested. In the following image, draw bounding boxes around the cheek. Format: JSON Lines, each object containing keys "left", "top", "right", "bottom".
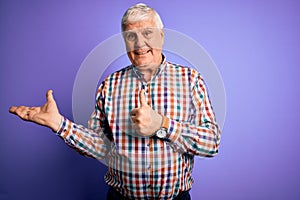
{"left": 127, "top": 52, "right": 134, "bottom": 62}
{"left": 148, "top": 36, "right": 163, "bottom": 49}
{"left": 125, "top": 42, "right": 135, "bottom": 52}
{"left": 152, "top": 49, "right": 161, "bottom": 57}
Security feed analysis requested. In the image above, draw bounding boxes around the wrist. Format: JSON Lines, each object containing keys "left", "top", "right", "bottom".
{"left": 154, "top": 115, "right": 169, "bottom": 139}
{"left": 49, "top": 114, "right": 63, "bottom": 132}
{"left": 160, "top": 115, "right": 169, "bottom": 130}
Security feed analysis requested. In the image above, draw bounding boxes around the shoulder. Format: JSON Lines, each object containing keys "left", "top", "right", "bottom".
{"left": 96, "top": 65, "right": 131, "bottom": 97}
{"left": 166, "top": 61, "right": 202, "bottom": 82}
{"left": 103, "top": 65, "right": 132, "bottom": 82}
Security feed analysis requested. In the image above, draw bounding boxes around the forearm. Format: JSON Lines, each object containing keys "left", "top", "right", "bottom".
{"left": 164, "top": 118, "right": 221, "bottom": 157}
{"left": 56, "top": 116, "right": 109, "bottom": 159}
{"left": 163, "top": 71, "right": 221, "bottom": 157}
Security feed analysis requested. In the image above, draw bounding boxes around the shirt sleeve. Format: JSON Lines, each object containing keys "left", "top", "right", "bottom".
{"left": 165, "top": 72, "right": 221, "bottom": 157}
{"left": 55, "top": 83, "right": 112, "bottom": 160}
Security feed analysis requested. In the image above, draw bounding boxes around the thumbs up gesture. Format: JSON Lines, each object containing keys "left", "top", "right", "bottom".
{"left": 130, "top": 89, "right": 163, "bottom": 137}
{"left": 9, "top": 90, "right": 63, "bottom": 132}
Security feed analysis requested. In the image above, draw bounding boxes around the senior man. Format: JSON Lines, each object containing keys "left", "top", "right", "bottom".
{"left": 9, "top": 3, "right": 221, "bottom": 200}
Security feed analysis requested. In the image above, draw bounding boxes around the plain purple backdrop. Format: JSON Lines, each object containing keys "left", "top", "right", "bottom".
{"left": 1, "top": 0, "right": 300, "bottom": 200}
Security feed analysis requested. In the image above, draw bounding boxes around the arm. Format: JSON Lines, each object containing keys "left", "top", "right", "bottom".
{"left": 9, "top": 88, "right": 111, "bottom": 160}
{"left": 164, "top": 74, "right": 221, "bottom": 157}
{"left": 130, "top": 73, "right": 221, "bottom": 157}
{"left": 56, "top": 85, "right": 111, "bottom": 159}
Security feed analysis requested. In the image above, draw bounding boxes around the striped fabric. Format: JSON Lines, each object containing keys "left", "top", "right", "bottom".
{"left": 57, "top": 55, "right": 221, "bottom": 199}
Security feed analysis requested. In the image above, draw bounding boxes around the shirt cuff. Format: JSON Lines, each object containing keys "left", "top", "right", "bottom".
{"left": 55, "top": 116, "right": 71, "bottom": 138}
{"left": 166, "top": 119, "right": 182, "bottom": 143}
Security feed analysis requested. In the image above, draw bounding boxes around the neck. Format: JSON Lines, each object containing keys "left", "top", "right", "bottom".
{"left": 134, "top": 54, "right": 164, "bottom": 82}
{"left": 139, "top": 63, "right": 160, "bottom": 82}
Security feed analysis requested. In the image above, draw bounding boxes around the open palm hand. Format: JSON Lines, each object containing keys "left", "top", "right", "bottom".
{"left": 9, "top": 90, "right": 62, "bottom": 132}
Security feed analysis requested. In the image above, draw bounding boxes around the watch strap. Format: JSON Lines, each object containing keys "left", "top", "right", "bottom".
{"left": 161, "top": 116, "right": 169, "bottom": 130}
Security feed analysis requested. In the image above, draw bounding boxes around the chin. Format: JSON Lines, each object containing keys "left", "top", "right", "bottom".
{"left": 133, "top": 59, "right": 152, "bottom": 67}
{"left": 134, "top": 63, "right": 150, "bottom": 68}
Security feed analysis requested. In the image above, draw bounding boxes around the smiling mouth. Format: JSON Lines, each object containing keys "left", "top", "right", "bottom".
{"left": 134, "top": 49, "right": 151, "bottom": 55}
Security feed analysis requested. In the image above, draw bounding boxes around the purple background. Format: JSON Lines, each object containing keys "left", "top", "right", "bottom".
{"left": 1, "top": 0, "right": 299, "bottom": 200}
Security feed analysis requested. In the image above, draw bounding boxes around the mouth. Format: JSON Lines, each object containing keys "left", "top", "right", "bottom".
{"left": 134, "top": 49, "right": 152, "bottom": 55}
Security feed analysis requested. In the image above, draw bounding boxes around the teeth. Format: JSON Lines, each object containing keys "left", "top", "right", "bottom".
{"left": 135, "top": 50, "right": 149, "bottom": 55}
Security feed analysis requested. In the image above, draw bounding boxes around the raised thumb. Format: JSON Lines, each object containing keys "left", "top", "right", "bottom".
{"left": 139, "top": 89, "right": 148, "bottom": 107}
{"left": 46, "top": 90, "right": 55, "bottom": 102}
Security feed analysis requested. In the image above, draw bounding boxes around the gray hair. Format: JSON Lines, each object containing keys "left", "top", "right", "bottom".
{"left": 121, "top": 3, "right": 164, "bottom": 32}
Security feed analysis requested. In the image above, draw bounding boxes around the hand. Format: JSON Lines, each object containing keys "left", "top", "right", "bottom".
{"left": 130, "top": 89, "right": 162, "bottom": 137}
{"left": 9, "top": 90, "right": 62, "bottom": 132}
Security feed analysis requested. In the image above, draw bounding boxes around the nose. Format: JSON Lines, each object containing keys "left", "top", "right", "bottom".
{"left": 134, "top": 33, "right": 146, "bottom": 49}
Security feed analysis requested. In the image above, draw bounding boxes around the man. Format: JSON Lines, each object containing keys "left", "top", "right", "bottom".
{"left": 9, "top": 3, "right": 221, "bottom": 200}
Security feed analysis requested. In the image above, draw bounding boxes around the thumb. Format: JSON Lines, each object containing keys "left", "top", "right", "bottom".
{"left": 139, "top": 89, "right": 148, "bottom": 107}
{"left": 46, "top": 90, "right": 55, "bottom": 102}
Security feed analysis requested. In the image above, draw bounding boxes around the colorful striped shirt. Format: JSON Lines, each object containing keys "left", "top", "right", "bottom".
{"left": 56, "top": 55, "right": 221, "bottom": 199}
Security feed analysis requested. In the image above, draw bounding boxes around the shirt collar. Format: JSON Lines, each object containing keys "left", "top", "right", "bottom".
{"left": 131, "top": 54, "right": 167, "bottom": 82}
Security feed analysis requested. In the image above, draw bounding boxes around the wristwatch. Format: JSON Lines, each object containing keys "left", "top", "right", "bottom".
{"left": 155, "top": 116, "right": 169, "bottom": 139}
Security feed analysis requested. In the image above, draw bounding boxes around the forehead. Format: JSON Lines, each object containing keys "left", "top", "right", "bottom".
{"left": 124, "top": 18, "right": 157, "bottom": 31}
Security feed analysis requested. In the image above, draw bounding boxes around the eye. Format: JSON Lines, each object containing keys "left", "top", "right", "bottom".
{"left": 142, "top": 29, "right": 153, "bottom": 39}
{"left": 125, "top": 32, "right": 137, "bottom": 41}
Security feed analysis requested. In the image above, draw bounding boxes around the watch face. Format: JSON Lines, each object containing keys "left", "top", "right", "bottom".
{"left": 156, "top": 129, "right": 167, "bottom": 138}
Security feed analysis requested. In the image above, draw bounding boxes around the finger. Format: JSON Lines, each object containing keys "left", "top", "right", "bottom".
{"left": 131, "top": 123, "right": 138, "bottom": 131}
{"left": 139, "top": 89, "right": 147, "bottom": 107}
{"left": 9, "top": 106, "right": 17, "bottom": 113}
{"left": 131, "top": 116, "right": 136, "bottom": 123}
{"left": 46, "top": 90, "right": 55, "bottom": 102}
{"left": 131, "top": 108, "right": 140, "bottom": 116}
{"left": 14, "top": 106, "right": 30, "bottom": 119}
{"left": 131, "top": 116, "right": 140, "bottom": 124}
